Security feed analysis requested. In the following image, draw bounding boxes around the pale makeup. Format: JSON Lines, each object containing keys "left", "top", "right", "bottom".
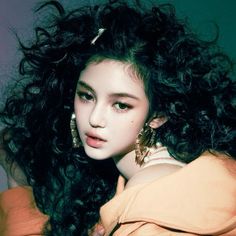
{"left": 74, "top": 59, "right": 183, "bottom": 184}
{"left": 74, "top": 60, "right": 149, "bottom": 165}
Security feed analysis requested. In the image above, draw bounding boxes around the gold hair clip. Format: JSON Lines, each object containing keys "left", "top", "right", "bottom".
{"left": 91, "top": 28, "right": 106, "bottom": 45}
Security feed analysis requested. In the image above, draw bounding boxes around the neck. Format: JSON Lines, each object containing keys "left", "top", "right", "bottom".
{"left": 113, "top": 150, "right": 142, "bottom": 180}
{"left": 142, "top": 147, "right": 186, "bottom": 168}
{"left": 113, "top": 146, "right": 186, "bottom": 186}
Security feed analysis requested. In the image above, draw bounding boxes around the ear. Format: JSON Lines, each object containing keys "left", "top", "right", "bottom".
{"left": 148, "top": 116, "right": 167, "bottom": 129}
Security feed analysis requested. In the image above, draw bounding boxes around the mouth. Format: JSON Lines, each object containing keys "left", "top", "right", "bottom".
{"left": 85, "top": 133, "right": 107, "bottom": 148}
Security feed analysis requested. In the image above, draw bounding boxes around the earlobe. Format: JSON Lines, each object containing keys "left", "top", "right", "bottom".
{"left": 149, "top": 116, "right": 167, "bottom": 129}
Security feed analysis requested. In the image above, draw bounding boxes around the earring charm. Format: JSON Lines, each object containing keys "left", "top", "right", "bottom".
{"left": 70, "top": 113, "right": 81, "bottom": 148}
{"left": 135, "top": 123, "right": 157, "bottom": 165}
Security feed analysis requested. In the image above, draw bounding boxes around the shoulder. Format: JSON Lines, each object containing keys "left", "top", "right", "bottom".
{"left": 101, "top": 153, "right": 236, "bottom": 235}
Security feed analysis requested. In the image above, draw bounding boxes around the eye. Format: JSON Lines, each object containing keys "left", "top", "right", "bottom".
{"left": 113, "top": 102, "right": 132, "bottom": 112}
{"left": 77, "top": 91, "right": 94, "bottom": 102}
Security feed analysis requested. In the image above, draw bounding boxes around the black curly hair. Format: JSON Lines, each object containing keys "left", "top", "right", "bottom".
{"left": 0, "top": 0, "right": 235, "bottom": 235}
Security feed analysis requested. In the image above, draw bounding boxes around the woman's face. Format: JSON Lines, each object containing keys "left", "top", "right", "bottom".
{"left": 74, "top": 59, "right": 149, "bottom": 160}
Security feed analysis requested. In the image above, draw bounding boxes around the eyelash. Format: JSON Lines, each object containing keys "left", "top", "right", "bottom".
{"left": 77, "top": 91, "right": 94, "bottom": 102}
{"left": 113, "top": 102, "right": 132, "bottom": 112}
{"left": 77, "top": 90, "right": 133, "bottom": 113}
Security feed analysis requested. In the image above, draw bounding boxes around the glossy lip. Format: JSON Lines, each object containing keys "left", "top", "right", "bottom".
{"left": 86, "top": 132, "right": 107, "bottom": 141}
{"left": 85, "top": 132, "right": 107, "bottom": 148}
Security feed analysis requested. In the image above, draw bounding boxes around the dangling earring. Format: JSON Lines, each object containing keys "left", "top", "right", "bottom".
{"left": 70, "top": 113, "right": 81, "bottom": 148}
{"left": 135, "top": 123, "right": 157, "bottom": 166}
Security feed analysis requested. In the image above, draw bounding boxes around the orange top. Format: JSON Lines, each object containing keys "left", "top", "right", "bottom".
{"left": 0, "top": 186, "right": 48, "bottom": 236}
{"left": 100, "top": 153, "right": 236, "bottom": 235}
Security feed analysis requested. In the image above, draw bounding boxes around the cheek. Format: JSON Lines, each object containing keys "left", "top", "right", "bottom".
{"left": 130, "top": 119, "right": 143, "bottom": 135}
{"left": 74, "top": 98, "right": 89, "bottom": 115}
{"left": 74, "top": 99, "right": 88, "bottom": 126}
{"left": 117, "top": 119, "right": 144, "bottom": 140}
{"left": 74, "top": 98, "right": 80, "bottom": 113}
{"left": 127, "top": 109, "right": 148, "bottom": 137}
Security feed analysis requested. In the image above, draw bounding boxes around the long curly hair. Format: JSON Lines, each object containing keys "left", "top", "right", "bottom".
{"left": 0, "top": 0, "right": 235, "bottom": 235}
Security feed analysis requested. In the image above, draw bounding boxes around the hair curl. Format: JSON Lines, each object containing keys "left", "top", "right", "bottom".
{"left": 0, "top": 0, "right": 235, "bottom": 235}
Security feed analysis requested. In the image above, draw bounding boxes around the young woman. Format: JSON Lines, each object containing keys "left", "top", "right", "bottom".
{"left": 0, "top": 0, "right": 235, "bottom": 235}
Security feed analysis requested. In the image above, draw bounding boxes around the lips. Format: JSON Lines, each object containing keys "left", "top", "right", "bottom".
{"left": 85, "top": 132, "right": 107, "bottom": 148}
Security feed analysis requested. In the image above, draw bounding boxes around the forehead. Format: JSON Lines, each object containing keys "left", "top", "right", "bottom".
{"left": 79, "top": 59, "right": 146, "bottom": 94}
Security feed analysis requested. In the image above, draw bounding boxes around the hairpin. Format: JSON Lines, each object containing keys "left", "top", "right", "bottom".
{"left": 91, "top": 28, "right": 106, "bottom": 45}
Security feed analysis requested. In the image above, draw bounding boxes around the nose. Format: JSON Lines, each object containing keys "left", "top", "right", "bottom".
{"left": 89, "top": 103, "right": 106, "bottom": 128}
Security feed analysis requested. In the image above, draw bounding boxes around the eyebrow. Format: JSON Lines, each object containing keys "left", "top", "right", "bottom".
{"left": 77, "top": 80, "right": 95, "bottom": 93}
{"left": 109, "top": 93, "right": 140, "bottom": 100}
{"left": 77, "top": 80, "right": 140, "bottom": 100}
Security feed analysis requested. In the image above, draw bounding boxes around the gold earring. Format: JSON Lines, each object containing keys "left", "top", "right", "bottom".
{"left": 70, "top": 113, "right": 81, "bottom": 148}
{"left": 135, "top": 123, "right": 157, "bottom": 166}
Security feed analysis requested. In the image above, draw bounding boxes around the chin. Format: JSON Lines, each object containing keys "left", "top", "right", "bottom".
{"left": 84, "top": 146, "right": 111, "bottom": 160}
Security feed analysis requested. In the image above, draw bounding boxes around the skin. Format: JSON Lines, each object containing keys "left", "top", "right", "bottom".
{"left": 76, "top": 59, "right": 183, "bottom": 236}
{"left": 74, "top": 59, "right": 181, "bottom": 182}
{"left": 74, "top": 59, "right": 149, "bottom": 177}
{"left": 0, "top": 59, "right": 182, "bottom": 236}
{"left": 0, "top": 59, "right": 181, "bottom": 190}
